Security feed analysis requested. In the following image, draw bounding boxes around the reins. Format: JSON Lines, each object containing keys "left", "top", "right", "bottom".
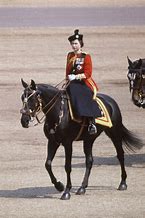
{"left": 35, "top": 92, "right": 61, "bottom": 125}
{"left": 30, "top": 79, "right": 70, "bottom": 125}
{"left": 129, "top": 68, "right": 145, "bottom": 105}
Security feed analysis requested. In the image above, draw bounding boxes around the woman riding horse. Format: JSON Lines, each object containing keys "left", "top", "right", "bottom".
{"left": 66, "top": 29, "right": 101, "bottom": 134}
{"left": 20, "top": 79, "right": 144, "bottom": 200}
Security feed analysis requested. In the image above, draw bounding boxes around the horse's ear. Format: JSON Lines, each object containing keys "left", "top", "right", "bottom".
{"left": 127, "top": 56, "right": 133, "bottom": 67}
{"left": 30, "top": 79, "right": 36, "bottom": 90}
{"left": 135, "top": 59, "right": 142, "bottom": 69}
{"left": 21, "top": 78, "right": 28, "bottom": 88}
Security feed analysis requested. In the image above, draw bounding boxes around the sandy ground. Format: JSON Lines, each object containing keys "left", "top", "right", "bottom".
{"left": 0, "top": 2, "right": 145, "bottom": 218}
{"left": 0, "top": 0, "right": 145, "bottom": 7}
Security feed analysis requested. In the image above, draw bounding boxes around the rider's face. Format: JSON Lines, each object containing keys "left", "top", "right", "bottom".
{"left": 71, "top": 39, "right": 81, "bottom": 52}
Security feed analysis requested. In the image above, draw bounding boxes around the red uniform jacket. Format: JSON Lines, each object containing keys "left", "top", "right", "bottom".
{"left": 66, "top": 51, "right": 98, "bottom": 99}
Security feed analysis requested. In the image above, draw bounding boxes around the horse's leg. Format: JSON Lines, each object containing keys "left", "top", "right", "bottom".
{"left": 115, "top": 144, "right": 127, "bottom": 190}
{"left": 45, "top": 140, "right": 64, "bottom": 192}
{"left": 76, "top": 139, "right": 94, "bottom": 195}
{"left": 60, "top": 142, "right": 72, "bottom": 200}
{"left": 106, "top": 130, "right": 127, "bottom": 190}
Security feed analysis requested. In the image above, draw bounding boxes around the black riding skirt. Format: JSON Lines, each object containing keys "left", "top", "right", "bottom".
{"left": 67, "top": 80, "right": 101, "bottom": 118}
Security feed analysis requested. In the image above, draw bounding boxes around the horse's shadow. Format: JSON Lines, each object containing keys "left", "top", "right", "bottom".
{"left": 0, "top": 185, "right": 117, "bottom": 199}
{"left": 0, "top": 186, "right": 59, "bottom": 199}
{"left": 0, "top": 154, "right": 144, "bottom": 199}
{"left": 72, "top": 153, "right": 145, "bottom": 168}
{"left": 94, "top": 153, "right": 145, "bottom": 167}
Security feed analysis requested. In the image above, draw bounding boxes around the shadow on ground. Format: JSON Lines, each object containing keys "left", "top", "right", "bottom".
{"left": 0, "top": 154, "right": 144, "bottom": 199}
{"left": 0, "top": 186, "right": 59, "bottom": 199}
{"left": 0, "top": 185, "right": 117, "bottom": 199}
{"left": 70, "top": 153, "right": 145, "bottom": 168}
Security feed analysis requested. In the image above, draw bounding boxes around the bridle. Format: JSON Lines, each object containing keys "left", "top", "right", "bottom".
{"left": 128, "top": 68, "right": 142, "bottom": 90}
{"left": 20, "top": 80, "right": 70, "bottom": 126}
{"left": 128, "top": 68, "right": 145, "bottom": 105}
{"left": 20, "top": 88, "right": 62, "bottom": 126}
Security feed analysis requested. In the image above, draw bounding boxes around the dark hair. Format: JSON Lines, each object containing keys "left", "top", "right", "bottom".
{"left": 79, "top": 40, "right": 84, "bottom": 48}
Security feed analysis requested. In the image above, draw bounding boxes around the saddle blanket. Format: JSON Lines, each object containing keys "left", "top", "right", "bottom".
{"left": 68, "top": 95, "right": 113, "bottom": 128}
{"left": 94, "top": 97, "right": 113, "bottom": 128}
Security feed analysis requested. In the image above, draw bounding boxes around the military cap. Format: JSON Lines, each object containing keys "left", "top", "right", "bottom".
{"left": 68, "top": 29, "right": 83, "bottom": 42}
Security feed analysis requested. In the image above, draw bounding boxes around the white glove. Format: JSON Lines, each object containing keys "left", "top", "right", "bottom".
{"left": 75, "top": 73, "right": 86, "bottom": 80}
{"left": 68, "top": 74, "right": 76, "bottom": 81}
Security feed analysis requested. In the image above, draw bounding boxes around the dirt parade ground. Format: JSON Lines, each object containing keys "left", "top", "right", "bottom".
{"left": 0, "top": 1, "right": 145, "bottom": 218}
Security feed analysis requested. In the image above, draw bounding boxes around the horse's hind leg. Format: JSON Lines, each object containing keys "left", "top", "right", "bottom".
{"left": 117, "top": 151, "right": 127, "bottom": 190}
{"left": 106, "top": 129, "right": 127, "bottom": 190}
{"left": 76, "top": 139, "right": 94, "bottom": 195}
{"left": 116, "top": 144, "right": 127, "bottom": 190}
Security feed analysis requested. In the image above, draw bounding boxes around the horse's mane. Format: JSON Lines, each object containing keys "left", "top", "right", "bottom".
{"left": 141, "top": 59, "right": 145, "bottom": 68}
{"left": 134, "top": 58, "right": 145, "bottom": 68}
{"left": 37, "top": 83, "right": 59, "bottom": 92}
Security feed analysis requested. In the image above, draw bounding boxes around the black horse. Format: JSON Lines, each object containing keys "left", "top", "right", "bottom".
{"left": 20, "top": 79, "right": 143, "bottom": 200}
{"left": 127, "top": 57, "right": 145, "bottom": 107}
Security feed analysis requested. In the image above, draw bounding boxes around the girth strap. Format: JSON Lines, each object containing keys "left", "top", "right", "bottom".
{"left": 74, "top": 118, "right": 86, "bottom": 141}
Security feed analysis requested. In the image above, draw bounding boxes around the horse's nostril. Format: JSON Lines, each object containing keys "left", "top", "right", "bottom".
{"left": 22, "top": 123, "right": 29, "bottom": 128}
{"left": 21, "top": 114, "right": 31, "bottom": 128}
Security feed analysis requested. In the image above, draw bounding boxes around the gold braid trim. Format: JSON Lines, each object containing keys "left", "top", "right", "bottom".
{"left": 87, "top": 78, "right": 97, "bottom": 100}
{"left": 68, "top": 55, "right": 77, "bottom": 65}
{"left": 95, "top": 97, "right": 113, "bottom": 128}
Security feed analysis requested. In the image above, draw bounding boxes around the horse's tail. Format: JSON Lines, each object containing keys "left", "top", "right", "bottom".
{"left": 122, "top": 124, "right": 144, "bottom": 152}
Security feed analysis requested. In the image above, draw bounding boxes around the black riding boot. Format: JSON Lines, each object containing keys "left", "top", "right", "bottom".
{"left": 88, "top": 118, "right": 97, "bottom": 135}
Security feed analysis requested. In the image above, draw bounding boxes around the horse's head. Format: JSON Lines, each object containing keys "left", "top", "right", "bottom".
{"left": 127, "top": 57, "right": 145, "bottom": 107}
{"left": 127, "top": 57, "right": 143, "bottom": 92}
{"left": 20, "top": 79, "right": 42, "bottom": 128}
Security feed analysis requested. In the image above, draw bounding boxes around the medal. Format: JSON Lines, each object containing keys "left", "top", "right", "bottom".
{"left": 77, "top": 65, "right": 82, "bottom": 70}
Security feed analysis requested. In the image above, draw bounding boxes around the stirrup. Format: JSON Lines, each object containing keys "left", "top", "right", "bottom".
{"left": 88, "top": 123, "right": 97, "bottom": 135}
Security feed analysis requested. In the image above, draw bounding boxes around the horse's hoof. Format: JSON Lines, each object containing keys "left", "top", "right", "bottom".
{"left": 60, "top": 192, "right": 71, "bottom": 200}
{"left": 55, "top": 181, "right": 64, "bottom": 192}
{"left": 118, "top": 182, "right": 127, "bottom": 191}
{"left": 76, "top": 187, "right": 86, "bottom": 195}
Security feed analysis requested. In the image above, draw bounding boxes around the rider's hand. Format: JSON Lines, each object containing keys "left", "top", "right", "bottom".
{"left": 68, "top": 74, "right": 76, "bottom": 81}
